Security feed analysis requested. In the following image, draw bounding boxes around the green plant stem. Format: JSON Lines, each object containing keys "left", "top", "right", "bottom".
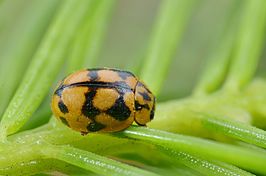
{"left": 159, "top": 147, "right": 254, "bottom": 176}
{"left": 0, "top": 143, "right": 42, "bottom": 168}
{"left": 0, "top": 159, "right": 45, "bottom": 175}
{"left": 67, "top": 0, "right": 115, "bottom": 72}
{"left": 119, "top": 126, "right": 266, "bottom": 175}
{"left": 3, "top": 121, "right": 243, "bottom": 176}
{"left": 0, "top": 0, "right": 95, "bottom": 140}
{"left": 20, "top": 98, "right": 52, "bottom": 131}
{"left": 199, "top": 113, "right": 266, "bottom": 148}
{"left": 149, "top": 96, "right": 250, "bottom": 139}
{"left": 0, "top": 0, "right": 60, "bottom": 117}
{"left": 6, "top": 117, "right": 266, "bottom": 175}
{"left": 0, "top": 159, "right": 93, "bottom": 176}
{"left": 243, "top": 79, "right": 266, "bottom": 129}
{"left": 0, "top": 140, "right": 158, "bottom": 176}
{"left": 224, "top": 0, "right": 266, "bottom": 91}
{"left": 9, "top": 120, "right": 183, "bottom": 173}
{"left": 149, "top": 80, "right": 266, "bottom": 148}
{"left": 140, "top": 0, "right": 196, "bottom": 95}
{"left": 45, "top": 145, "right": 159, "bottom": 176}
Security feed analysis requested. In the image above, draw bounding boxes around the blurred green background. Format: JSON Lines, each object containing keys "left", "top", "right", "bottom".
{"left": 97, "top": 0, "right": 266, "bottom": 100}
{"left": 0, "top": 0, "right": 265, "bottom": 102}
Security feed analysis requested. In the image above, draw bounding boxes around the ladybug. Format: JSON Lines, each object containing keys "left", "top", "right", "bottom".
{"left": 51, "top": 68, "right": 155, "bottom": 134}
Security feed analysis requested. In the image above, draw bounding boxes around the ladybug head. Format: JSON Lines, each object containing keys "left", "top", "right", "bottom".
{"left": 134, "top": 81, "right": 155, "bottom": 126}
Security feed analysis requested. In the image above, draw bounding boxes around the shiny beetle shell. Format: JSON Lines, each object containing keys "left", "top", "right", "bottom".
{"left": 51, "top": 68, "right": 155, "bottom": 134}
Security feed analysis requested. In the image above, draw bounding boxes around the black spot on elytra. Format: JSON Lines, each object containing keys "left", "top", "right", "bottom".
{"left": 135, "top": 101, "right": 150, "bottom": 111}
{"left": 87, "top": 68, "right": 135, "bottom": 76}
{"left": 60, "top": 117, "right": 69, "bottom": 126}
{"left": 118, "top": 71, "right": 132, "bottom": 80}
{"left": 138, "top": 91, "right": 151, "bottom": 101}
{"left": 87, "top": 122, "right": 105, "bottom": 132}
{"left": 88, "top": 70, "right": 99, "bottom": 81}
{"left": 137, "top": 81, "right": 152, "bottom": 93}
{"left": 106, "top": 96, "right": 131, "bottom": 121}
{"left": 82, "top": 90, "right": 100, "bottom": 119}
{"left": 114, "top": 81, "right": 132, "bottom": 93}
{"left": 58, "top": 100, "right": 69, "bottom": 114}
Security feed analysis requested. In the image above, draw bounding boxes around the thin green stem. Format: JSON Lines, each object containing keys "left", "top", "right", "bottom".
{"left": 119, "top": 126, "right": 266, "bottom": 175}
{"left": 140, "top": 0, "right": 196, "bottom": 95}
{"left": 45, "top": 145, "right": 159, "bottom": 176}
{"left": 6, "top": 121, "right": 197, "bottom": 175}
{"left": 199, "top": 113, "right": 266, "bottom": 148}
{"left": 0, "top": 159, "right": 92, "bottom": 176}
{"left": 0, "top": 143, "right": 43, "bottom": 168}
{"left": 0, "top": 160, "right": 46, "bottom": 176}
{"left": 7, "top": 115, "right": 266, "bottom": 175}
{"left": 0, "top": 0, "right": 94, "bottom": 140}
{"left": 0, "top": 142, "right": 158, "bottom": 176}
{"left": 224, "top": 0, "right": 266, "bottom": 91}
{"left": 159, "top": 147, "right": 254, "bottom": 176}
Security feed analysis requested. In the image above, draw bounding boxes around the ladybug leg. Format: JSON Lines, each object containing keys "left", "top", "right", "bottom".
{"left": 81, "top": 131, "right": 88, "bottom": 136}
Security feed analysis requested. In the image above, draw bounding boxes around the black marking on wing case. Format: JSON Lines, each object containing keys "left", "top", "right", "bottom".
{"left": 58, "top": 100, "right": 69, "bottom": 114}
{"left": 88, "top": 70, "right": 99, "bottom": 81}
{"left": 87, "top": 121, "right": 106, "bottom": 132}
{"left": 117, "top": 71, "right": 133, "bottom": 80}
{"left": 87, "top": 68, "right": 135, "bottom": 77}
{"left": 138, "top": 91, "right": 151, "bottom": 101}
{"left": 136, "top": 81, "right": 152, "bottom": 93}
{"left": 59, "top": 117, "right": 70, "bottom": 126}
{"left": 82, "top": 89, "right": 101, "bottom": 119}
{"left": 106, "top": 96, "right": 131, "bottom": 121}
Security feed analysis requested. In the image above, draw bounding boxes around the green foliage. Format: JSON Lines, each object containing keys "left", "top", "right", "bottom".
{"left": 0, "top": 0, "right": 266, "bottom": 175}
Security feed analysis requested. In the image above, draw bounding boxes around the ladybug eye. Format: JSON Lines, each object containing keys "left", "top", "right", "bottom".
{"left": 135, "top": 101, "right": 142, "bottom": 110}
{"left": 135, "top": 101, "right": 150, "bottom": 111}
